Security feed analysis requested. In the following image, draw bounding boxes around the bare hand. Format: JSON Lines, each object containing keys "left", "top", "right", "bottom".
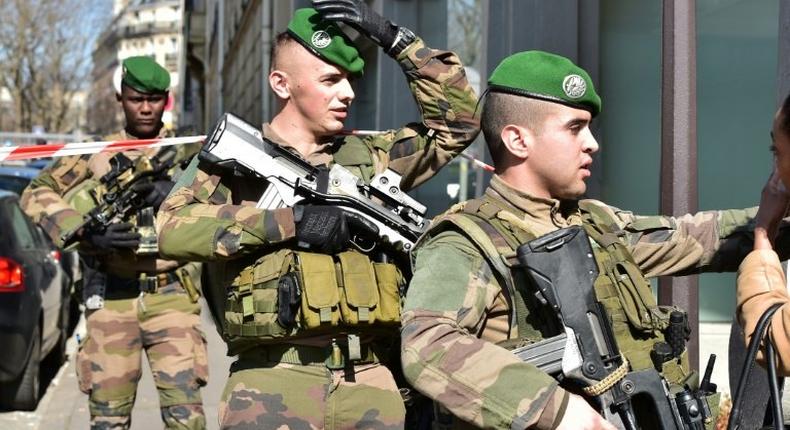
{"left": 555, "top": 394, "right": 617, "bottom": 430}
{"left": 755, "top": 166, "right": 790, "bottom": 250}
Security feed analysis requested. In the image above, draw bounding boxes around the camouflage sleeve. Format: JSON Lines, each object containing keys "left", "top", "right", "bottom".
{"left": 401, "top": 231, "right": 568, "bottom": 429}
{"left": 598, "top": 200, "right": 759, "bottom": 276}
{"left": 20, "top": 155, "right": 91, "bottom": 246}
{"left": 157, "top": 157, "right": 295, "bottom": 261}
{"left": 736, "top": 249, "right": 790, "bottom": 374}
{"left": 364, "top": 38, "right": 480, "bottom": 191}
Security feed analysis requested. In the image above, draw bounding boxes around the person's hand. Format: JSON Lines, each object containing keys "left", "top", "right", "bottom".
{"left": 755, "top": 166, "right": 790, "bottom": 250}
{"left": 294, "top": 204, "right": 378, "bottom": 254}
{"left": 555, "top": 394, "right": 617, "bottom": 430}
{"left": 133, "top": 179, "right": 175, "bottom": 209}
{"left": 312, "top": 0, "right": 399, "bottom": 51}
{"left": 84, "top": 222, "right": 141, "bottom": 251}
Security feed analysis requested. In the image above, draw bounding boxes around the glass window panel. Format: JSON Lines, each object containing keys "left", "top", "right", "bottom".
{"left": 697, "top": 0, "right": 779, "bottom": 321}
{"left": 10, "top": 204, "right": 36, "bottom": 251}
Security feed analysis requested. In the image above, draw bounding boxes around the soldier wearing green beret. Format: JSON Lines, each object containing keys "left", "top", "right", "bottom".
{"left": 399, "top": 50, "right": 790, "bottom": 429}
{"left": 156, "top": 1, "right": 479, "bottom": 428}
{"left": 21, "top": 56, "right": 207, "bottom": 429}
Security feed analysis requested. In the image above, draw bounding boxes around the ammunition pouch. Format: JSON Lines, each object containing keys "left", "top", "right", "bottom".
{"left": 224, "top": 248, "right": 404, "bottom": 343}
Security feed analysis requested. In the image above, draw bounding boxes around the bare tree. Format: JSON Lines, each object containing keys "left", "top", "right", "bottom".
{"left": 448, "top": 0, "right": 482, "bottom": 69}
{"left": 0, "top": 0, "right": 110, "bottom": 133}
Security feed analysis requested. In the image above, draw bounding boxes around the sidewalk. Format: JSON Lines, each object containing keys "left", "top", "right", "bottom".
{"left": 0, "top": 300, "right": 233, "bottom": 430}
{"left": 0, "top": 317, "right": 779, "bottom": 428}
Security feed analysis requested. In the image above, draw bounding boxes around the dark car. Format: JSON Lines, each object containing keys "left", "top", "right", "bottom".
{"left": 0, "top": 163, "right": 82, "bottom": 310}
{"left": 0, "top": 191, "right": 71, "bottom": 410}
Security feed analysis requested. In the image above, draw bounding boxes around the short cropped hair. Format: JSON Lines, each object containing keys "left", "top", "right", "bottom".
{"left": 481, "top": 92, "right": 557, "bottom": 165}
{"left": 270, "top": 31, "right": 297, "bottom": 71}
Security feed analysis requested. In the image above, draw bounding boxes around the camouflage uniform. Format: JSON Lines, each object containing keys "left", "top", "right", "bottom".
{"left": 401, "top": 175, "right": 761, "bottom": 429}
{"left": 21, "top": 129, "right": 208, "bottom": 430}
{"left": 157, "top": 37, "right": 479, "bottom": 429}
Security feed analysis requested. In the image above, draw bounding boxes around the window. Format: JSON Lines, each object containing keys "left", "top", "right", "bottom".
{"left": 9, "top": 204, "right": 35, "bottom": 250}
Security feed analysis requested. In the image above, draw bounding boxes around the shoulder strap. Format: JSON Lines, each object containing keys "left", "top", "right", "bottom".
{"left": 578, "top": 200, "right": 624, "bottom": 248}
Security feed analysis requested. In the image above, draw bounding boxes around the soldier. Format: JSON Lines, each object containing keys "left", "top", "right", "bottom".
{"left": 21, "top": 56, "right": 207, "bottom": 430}
{"left": 156, "top": 1, "right": 478, "bottom": 428}
{"left": 401, "top": 50, "right": 781, "bottom": 429}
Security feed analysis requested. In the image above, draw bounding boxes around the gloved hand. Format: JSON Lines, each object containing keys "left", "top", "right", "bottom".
{"left": 312, "top": 0, "right": 399, "bottom": 51}
{"left": 84, "top": 222, "right": 141, "bottom": 251}
{"left": 294, "top": 204, "right": 379, "bottom": 254}
{"left": 133, "top": 179, "right": 175, "bottom": 209}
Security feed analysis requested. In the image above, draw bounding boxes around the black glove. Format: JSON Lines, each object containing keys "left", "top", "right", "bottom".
{"left": 84, "top": 222, "right": 141, "bottom": 251}
{"left": 312, "top": 0, "right": 399, "bottom": 52}
{"left": 133, "top": 179, "right": 175, "bottom": 209}
{"left": 294, "top": 204, "right": 379, "bottom": 254}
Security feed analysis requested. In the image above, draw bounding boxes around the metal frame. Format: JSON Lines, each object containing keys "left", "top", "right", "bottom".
{"left": 658, "top": 0, "right": 699, "bottom": 369}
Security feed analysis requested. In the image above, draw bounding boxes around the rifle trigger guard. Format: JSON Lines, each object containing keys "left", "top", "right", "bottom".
{"left": 350, "top": 235, "right": 376, "bottom": 253}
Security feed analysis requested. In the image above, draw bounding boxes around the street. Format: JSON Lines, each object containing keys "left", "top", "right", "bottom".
{"left": 0, "top": 300, "right": 234, "bottom": 430}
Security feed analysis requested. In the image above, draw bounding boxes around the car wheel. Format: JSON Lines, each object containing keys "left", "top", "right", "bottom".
{"left": 0, "top": 324, "right": 41, "bottom": 411}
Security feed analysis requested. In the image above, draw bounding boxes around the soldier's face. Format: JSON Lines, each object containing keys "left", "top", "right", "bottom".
{"left": 118, "top": 85, "right": 167, "bottom": 139}
{"left": 284, "top": 48, "right": 355, "bottom": 136}
{"left": 771, "top": 108, "right": 790, "bottom": 188}
{"left": 526, "top": 105, "right": 598, "bottom": 199}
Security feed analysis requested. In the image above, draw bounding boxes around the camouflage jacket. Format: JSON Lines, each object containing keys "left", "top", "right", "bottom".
{"left": 156, "top": 37, "right": 479, "bottom": 262}
{"left": 401, "top": 175, "right": 760, "bottom": 429}
{"left": 21, "top": 128, "right": 200, "bottom": 278}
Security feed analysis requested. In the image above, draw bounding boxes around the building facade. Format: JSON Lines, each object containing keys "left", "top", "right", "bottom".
{"left": 88, "top": 0, "right": 183, "bottom": 134}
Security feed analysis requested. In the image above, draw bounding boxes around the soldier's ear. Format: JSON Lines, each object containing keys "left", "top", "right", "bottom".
{"left": 501, "top": 124, "right": 532, "bottom": 160}
{"left": 269, "top": 70, "right": 291, "bottom": 101}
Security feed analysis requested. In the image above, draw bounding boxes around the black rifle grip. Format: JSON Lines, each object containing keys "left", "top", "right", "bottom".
{"left": 666, "top": 311, "right": 689, "bottom": 359}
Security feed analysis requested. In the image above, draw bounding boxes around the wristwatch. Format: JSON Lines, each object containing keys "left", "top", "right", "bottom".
{"left": 387, "top": 26, "right": 416, "bottom": 58}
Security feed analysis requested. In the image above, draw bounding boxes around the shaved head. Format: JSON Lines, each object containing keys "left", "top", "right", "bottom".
{"left": 481, "top": 92, "right": 560, "bottom": 164}
{"left": 270, "top": 32, "right": 303, "bottom": 73}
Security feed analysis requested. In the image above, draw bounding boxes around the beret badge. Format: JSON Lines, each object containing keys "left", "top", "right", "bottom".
{"left": 311, "top": 30, "right": 332, "bottom": 49}
{"left": 562, "top": 74, "right": 587, "bottom": 99}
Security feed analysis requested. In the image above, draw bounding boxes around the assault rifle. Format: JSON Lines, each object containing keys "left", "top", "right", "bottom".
{"left": 513, "top": 226, "right": 717, "bottom": 430}
{"left": 198, "top": 113, "right": 428, "bottom": 252}
{"left": 60, "top": 147, "right": 179, "bottom": 253}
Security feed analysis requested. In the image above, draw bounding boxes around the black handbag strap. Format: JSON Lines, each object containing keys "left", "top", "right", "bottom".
{"left": 729, "top": 302, "right": 785, "bottom": 429}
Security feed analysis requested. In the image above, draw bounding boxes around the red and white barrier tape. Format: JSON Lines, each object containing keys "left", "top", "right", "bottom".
{"left": 0, "top": 129, "right": 496, "bottom": 172}
{"left": 0, "top": 135, "right": 206, "bottom": 162}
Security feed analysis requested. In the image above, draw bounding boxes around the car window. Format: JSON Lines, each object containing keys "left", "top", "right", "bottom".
{"left": 0, "top": 175, "right": 31, "bottom": 195}
{"left": 9, "top": 204, "right": 37, "bottom": 250}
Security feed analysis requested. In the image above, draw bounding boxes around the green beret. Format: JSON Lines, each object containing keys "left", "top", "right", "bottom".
{"left": 488, "top": 51, "right": 601, "bottom": 116}
{"left": 287, "top": 8, "right": 364, "bottom": 76}
{"left": 121, "top": 56, "right": 170, "bottom": 94}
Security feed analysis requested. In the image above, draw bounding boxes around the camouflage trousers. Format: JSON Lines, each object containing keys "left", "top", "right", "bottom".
{"left": 76, "top": 283, "right": 208, "bottom": 430}
{"left": 218, "top": 357, "right": 406, "bottom": 429}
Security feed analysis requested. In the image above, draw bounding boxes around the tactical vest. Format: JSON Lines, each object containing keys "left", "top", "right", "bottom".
{"left": 219, "top": 135, "right": 407, "bottom": 354}
{"left": 425, "top": 194, "right": 691, "bottom": 386}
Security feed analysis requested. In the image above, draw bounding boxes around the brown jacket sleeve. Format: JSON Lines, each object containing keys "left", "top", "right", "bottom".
{"left": 736, "top": 249, "right": 790, "bottom": 374}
